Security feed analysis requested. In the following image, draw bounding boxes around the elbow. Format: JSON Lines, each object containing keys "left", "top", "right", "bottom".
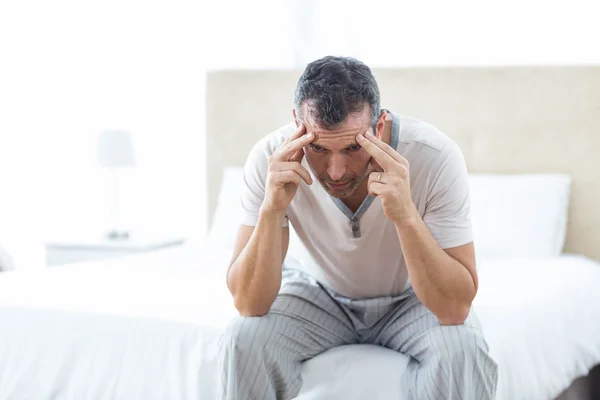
{"left": 438, "top": 304, "right": 471, "bottom": 326}
{"left": 233, "top": 294, "right": 272, "bottom": 317}
{"left": 438, "top": 284, "right": 477, "bottom": 326}
{"left": 226, "top": 265, "right": 279, "bottom": 317}
{"left": 226, "top": 271, "right": 269, "bottom": 317}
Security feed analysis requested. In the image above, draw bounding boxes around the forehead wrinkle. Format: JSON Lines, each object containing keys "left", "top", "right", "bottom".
{"left": 312, "top": 136, "right": 359, "bottom": 150}
{"left": 309, "top": 127, "right": 365, "bottom": 146}
{"left": 303, "top": 117, "right": 370, "bottom": 148}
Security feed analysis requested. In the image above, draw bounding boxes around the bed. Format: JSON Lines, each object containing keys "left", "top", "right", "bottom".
{"left": 1, "top": 66, "right": 600, "bottom": 399}
{"left": 1, "top": 245, "right": 599, "bottom": 400}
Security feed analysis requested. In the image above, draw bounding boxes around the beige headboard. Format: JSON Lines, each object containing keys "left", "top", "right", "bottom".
{"left": 206, "top": 67, "right": 600, "bottom": 260}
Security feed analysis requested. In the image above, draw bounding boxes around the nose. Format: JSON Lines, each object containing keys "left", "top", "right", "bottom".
{"left": 327, "top": 153, "right": 347, "bottom": 181}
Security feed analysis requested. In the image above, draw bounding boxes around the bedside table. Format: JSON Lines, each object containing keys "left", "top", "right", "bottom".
{"left": 45, "top": 234, "right": 186, "bottom": 266}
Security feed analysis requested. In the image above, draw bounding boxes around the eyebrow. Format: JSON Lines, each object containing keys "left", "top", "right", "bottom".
{"left": 310, "top": 142, "right": 360, "bottom": 150}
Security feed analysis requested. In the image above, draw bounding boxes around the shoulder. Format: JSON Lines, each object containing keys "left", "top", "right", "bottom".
{"left": 249, "top": 122, "right": 296, "bottom": 157}
{"left": 396, "top": 114, "right": 457, "bottom": 153}
{"left": 395, "top": 114, "right": 465, "bottom": 169}
{"left": 244, "top": 122, "right": 296, "bottom": 172}
{"left": 242, "top": 122, "right": 297, "bottom": 192}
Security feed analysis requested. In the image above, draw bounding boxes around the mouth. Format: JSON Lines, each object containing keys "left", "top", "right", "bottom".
{"left": 327, "top": 181, "right": 351, "bottom": 190}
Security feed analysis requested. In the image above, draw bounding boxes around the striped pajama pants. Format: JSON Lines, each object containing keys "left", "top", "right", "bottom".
{"left": 218, "top": 268, "right": 498, "bottom": 400}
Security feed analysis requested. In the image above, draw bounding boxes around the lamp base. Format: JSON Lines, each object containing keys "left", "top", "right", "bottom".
{"left": 105, "top": 230, "right": 131, "bottom": 241}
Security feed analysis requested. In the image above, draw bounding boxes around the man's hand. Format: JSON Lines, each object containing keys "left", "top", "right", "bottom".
{"left": 357, "top": 131, "right": 416, "bottom": 225}
{"left": 358, "top": 130, "right": 477, "bottom": 325}
{"left": 262, "top": 124, "right": 314, "bottom": 214}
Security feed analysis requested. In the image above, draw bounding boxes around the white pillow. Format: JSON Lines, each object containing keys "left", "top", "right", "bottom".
{"left": 207, "top": 167, "right": 247, "bottom": 250}
{"left": 208, "top": 168, "right": 573, "bottom": 259}
{"left": 208, "top": 167, "right": 305, "bottom": 258}
{"left": 468, "top": 173, "right": 572, "bottom": 258}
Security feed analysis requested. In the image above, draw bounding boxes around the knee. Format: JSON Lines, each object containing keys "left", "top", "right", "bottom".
{"left": 221, "top": 316, "right": 265, "bottom": 353}
{"left": 220, "top": 314, "right": 284, "bottom": 357}
{"left": 417, "top": 325, "right": 498, "bottom": 400}
{"left": 429, "top": 324, "right": 496, "bottom": 369}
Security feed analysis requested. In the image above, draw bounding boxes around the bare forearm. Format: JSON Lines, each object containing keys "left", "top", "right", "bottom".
{"left": 395, "top": 210, "right": 476, "bottom": 325}
{"left": 227, "top": 209, "right": 285, "bottom": 316}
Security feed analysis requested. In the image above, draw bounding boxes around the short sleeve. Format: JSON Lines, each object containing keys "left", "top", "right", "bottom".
{"left": 240, "top": 139, "right": 289, "bottom": 227}
{"left": 423, "top": 142, "right": 473, "bottom": 249}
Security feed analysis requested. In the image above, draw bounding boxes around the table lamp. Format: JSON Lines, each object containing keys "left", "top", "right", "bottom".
{"left": 96, "top": 129, "right": 136, "bottom": 241}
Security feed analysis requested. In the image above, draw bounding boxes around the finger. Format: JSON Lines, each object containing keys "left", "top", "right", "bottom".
{"left": 280, "top": 123, "right": 308, "bottom": 149}
{"left": 356, "top": 133, "right": 395, "bottom": 171}
{"left": 364, "top": 131, "right": 407, "bottom": 165}
{"left": 369, "top": 156, "right": 383, "bottom": 173}
{"left": 368, "top": 181, "right": 385, "bottom": 197}
{"left": 274, "top": 161, "right": 312, "bottom": 185}
{"left": 275, "top": 131, "right": 314, "bottom": 161}
{"left": 275, "top": 170, "right": 302, "bottom": 186}
{"left": 290, "top": 147, "right": 304, "bottom": 163}
{"left": 289, "top": 123, "right": 307, "bottom": 141}
{"left": 396, "top": 164, "right": 409, "bottom": 179}
{"left": 280, "top": 123, "right": 306, "bottom": 146}
{"left": 368, "top": 171, "right": 383, "bottom": 186}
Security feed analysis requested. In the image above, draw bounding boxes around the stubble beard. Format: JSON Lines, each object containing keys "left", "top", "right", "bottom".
{"left": 310, "top": 163, "right": 374, "bottom": 199}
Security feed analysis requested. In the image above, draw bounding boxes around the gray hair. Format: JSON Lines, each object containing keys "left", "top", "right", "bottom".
{"left": 294, "top": 56, "right": 381, "bottom": 131}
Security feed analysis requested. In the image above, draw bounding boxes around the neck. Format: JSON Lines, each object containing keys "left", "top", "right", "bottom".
{"left": 341, "top": 180, "right": 369, "bottom": 213}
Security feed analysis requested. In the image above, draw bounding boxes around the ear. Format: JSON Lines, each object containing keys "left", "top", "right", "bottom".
{"left": 292, "top": 109, "right": 299, "bottom": 127}
{"left": 375, "top": 110, "right": 387, "bottom": 140}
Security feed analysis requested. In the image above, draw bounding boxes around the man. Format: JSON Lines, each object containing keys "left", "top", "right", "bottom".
{"left": 218, "top": 56, "right": 498, "bottom": 400}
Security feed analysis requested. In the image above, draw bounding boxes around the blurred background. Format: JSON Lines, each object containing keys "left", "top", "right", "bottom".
{"left": 1, "top": 0, "right": 598, "bottom": 269}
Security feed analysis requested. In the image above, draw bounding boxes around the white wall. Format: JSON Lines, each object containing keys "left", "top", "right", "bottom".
{"left": 40, "top": 1, "right": 209, "bottom": 241}
{"left": 291, "top": 0, "right": 600, "bottom": 67}
{"left": 0, "top": 1, "right": 51, "bottom": 269}
{"left": 2, "top": 1, "right": 211, "bottom": 249}
{"left": 1, "top": 0, "right": 599, "bottom": 268}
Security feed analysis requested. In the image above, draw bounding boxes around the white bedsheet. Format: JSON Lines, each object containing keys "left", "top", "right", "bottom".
{"left": 0, "top": 246, "right": 236, "bottom": 400}
{"left": 0, "top": 248, "right": 599, "bottom": 400}
{"left": 297, "top": 254, "right": 600, "bottom": 400}
{"left": 474, "top": 255, "right": 600, "bottom": 400}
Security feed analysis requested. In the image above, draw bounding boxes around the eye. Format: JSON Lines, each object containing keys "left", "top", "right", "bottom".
{"left": 310, "top": 144, "right": 326, "bottom": 153}
{"left": 346, "top": 144, "right": 361, "bottom": 152}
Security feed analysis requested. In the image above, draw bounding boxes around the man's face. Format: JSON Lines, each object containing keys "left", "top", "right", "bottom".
{"left": 298, "top": 105, "right": 382, "bottom": 199}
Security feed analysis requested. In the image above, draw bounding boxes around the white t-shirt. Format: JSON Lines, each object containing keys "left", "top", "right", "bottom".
{"left": 240, "top": 112, "right": 473, "bottom": 299}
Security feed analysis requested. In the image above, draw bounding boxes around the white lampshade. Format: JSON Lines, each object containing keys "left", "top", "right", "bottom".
{"left": 97, "top": 129, "right": 136, "bottom": 168}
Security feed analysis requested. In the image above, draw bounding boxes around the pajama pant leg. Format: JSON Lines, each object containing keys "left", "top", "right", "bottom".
{"left": 218, "top": 269, "right": 357, "bottom": 400}
{"left": 371, "top": 289, "right": 498, "bottom": 400}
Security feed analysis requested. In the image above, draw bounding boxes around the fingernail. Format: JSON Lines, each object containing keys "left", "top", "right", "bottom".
{"left": 306, "top": 132, "right": 313, "bottom": 139}
{"left": 357, "top": 134, "right": 365, "bottom": 141}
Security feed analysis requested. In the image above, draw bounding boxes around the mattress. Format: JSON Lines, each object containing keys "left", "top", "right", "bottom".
{"left": 0, "top": 246, "right": 599, "bottom": 400}
{"left": 297, "top": 254, "right": 600, "bottom": 400}
{"left": 0, "top": 245, "right": 236, "bottom": 400}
